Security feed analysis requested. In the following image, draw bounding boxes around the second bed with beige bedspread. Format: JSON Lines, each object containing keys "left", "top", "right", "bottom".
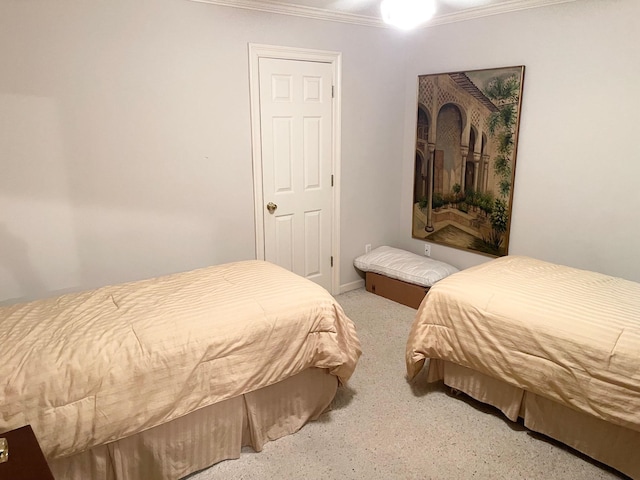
{"left": 406, "top": 255, "right": 640, "bottom": 477}
{"left": 1, "top": 260, "right": 361, "bottom": 475}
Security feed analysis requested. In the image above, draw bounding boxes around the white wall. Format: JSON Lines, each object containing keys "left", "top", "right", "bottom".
{"left": 2, "top": 0, "right": 639, "bottom": 304}
{"left": 398, "top": 0, "right": 640, "bottom": 282}
{"left": 0, "top": 0, "right": 408, "bottom": 302}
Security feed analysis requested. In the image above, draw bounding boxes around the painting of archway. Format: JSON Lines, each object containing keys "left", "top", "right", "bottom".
{"left": 412, "top": 66, "right": 525, "bottom": 257}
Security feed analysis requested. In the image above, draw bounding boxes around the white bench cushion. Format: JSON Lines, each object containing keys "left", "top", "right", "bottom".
{"left": 354, "top": 246, "right": 459, "bottom": 288}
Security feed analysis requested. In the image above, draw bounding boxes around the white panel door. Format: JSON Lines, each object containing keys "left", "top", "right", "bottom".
{"left": 258, "top": 57, "right": 333, "bottom": 290}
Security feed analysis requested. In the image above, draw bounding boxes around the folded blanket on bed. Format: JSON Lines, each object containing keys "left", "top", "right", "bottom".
{"left": 1, "top": 261, "right": 362, "bottom": 459}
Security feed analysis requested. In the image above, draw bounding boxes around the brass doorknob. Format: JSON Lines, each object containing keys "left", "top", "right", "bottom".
{"left": 266, "top": 202, "right": 277, "bottom": 214}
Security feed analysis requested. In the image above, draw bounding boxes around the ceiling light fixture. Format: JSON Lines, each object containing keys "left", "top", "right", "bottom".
{"left": 380, "top": 0, "right": 436, "bottom": 30}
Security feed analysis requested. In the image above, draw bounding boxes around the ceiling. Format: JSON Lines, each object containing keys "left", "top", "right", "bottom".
{"left": 192, "top": 0, "right": 576, "bottom": 28}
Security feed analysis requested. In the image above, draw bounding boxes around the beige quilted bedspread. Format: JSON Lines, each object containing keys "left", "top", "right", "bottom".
{"left": 406, "top": 255, "right": 640, "bottom": 433}
{"left": 1, "top": 261, "right": 361, "bottom": 459}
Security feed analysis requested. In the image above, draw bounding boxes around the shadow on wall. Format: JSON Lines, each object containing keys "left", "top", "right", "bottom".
{"left": 0, "top": 223, "right": 45, "bottom": 304}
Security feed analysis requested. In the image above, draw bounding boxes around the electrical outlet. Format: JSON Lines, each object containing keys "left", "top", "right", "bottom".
{"left": 365, "top": 244, "right": 372, "bottom": 254}
{"left": 424, "top": 243, "right": 431, "bottom": 257}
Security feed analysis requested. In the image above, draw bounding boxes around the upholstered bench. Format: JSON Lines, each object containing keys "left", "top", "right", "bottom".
{"left": 353, "top": 246, "right": 459, "bottom": 308}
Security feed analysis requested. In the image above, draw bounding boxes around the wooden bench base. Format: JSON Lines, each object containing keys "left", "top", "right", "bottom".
{"left": 365, "top": 272, "right": 429, "bottom": 309}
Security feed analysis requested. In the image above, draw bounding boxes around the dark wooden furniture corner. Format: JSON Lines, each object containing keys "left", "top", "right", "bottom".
{"left": 0, "top": 425, "right": 54, "bottom": 480}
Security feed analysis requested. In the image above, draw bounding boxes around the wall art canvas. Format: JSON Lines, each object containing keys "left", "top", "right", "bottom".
{"left": 412, "top": 66, "right": 525, "bottom": 257}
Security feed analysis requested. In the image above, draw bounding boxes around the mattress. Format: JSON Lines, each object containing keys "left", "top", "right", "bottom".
{"left": 0, "top": 260, "right": 362, "bottom": 460}
{"left": 406, "top": 255, "right": 640, "bottom": 434}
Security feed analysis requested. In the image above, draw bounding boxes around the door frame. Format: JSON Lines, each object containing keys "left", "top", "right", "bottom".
{"left": 248, "top": 43, "right": 342, "bottom": 294}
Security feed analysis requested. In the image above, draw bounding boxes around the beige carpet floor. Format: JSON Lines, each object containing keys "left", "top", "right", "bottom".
{"left": 189, "top": 288, "right": 626, "bottom": 480}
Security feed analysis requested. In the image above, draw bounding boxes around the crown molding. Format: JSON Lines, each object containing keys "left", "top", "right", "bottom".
{"left": 189, "top": 0, "right": 384, "bottom": 27}
{"left": 189, "top": 0, "right": 577, "bottom": 29}
{"left": 429, "top": 0, "right": 576, "bottom": 27}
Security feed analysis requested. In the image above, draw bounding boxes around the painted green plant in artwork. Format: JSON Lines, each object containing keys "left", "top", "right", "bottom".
{"left": 483, "top": 74, "right": 521, "bottom": 252}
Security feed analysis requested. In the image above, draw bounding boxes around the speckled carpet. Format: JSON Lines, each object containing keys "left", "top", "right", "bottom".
{"left": 188, "top": 288, "right": 624, "bottom": 480}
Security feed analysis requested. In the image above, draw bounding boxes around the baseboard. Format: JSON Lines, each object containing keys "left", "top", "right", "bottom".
{"left": 339, "top": 279, "right": 365, "bottom": 294}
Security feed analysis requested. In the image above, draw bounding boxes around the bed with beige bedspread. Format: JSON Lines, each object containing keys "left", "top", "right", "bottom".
{"left": 1, "top": 260, "right": 361, "bottom": 479}
{"left": 406, "top": 255, "right": 640, "bottom": 478}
